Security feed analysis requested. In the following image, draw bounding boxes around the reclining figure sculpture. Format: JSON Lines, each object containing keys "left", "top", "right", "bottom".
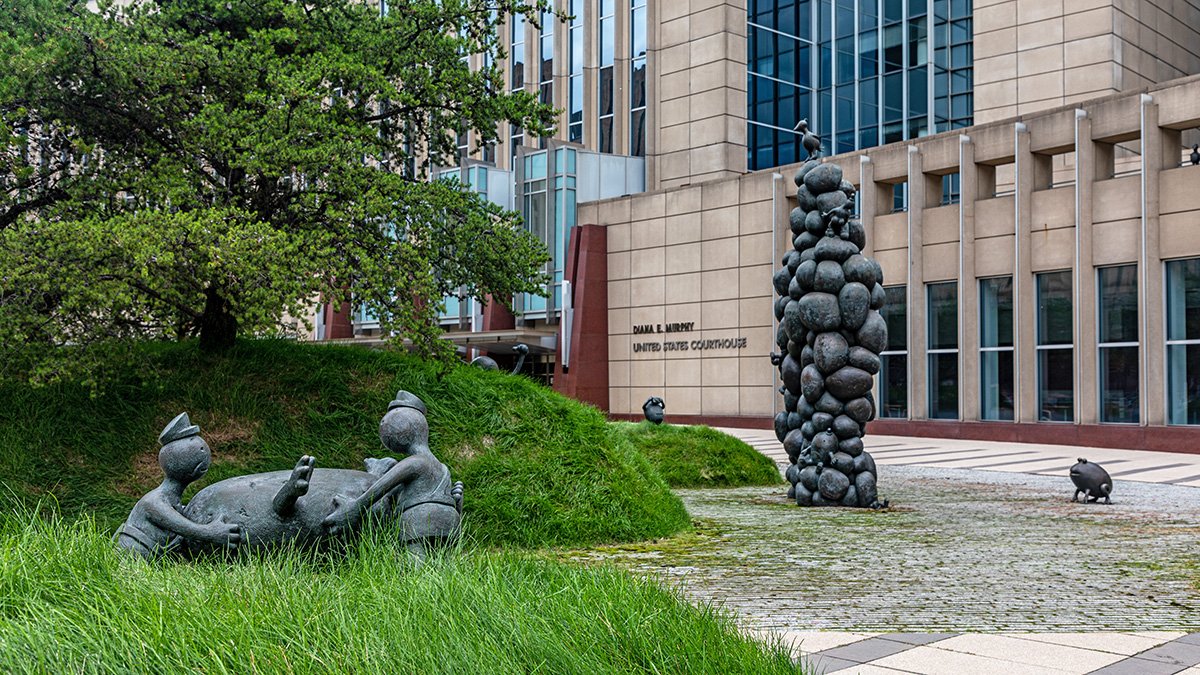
{"left": 116, "top": 391, "right": 463, "bottom": 560}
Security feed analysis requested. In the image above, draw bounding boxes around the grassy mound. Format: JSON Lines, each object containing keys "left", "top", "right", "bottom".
{"left": 611, "top": 422, "right": 783, "bottom": 488}
{"left": 0, "top": 340, "right": 689, "bottom": 547}
{"left": 0, "top": 515, "right": 803, "bottom": 674}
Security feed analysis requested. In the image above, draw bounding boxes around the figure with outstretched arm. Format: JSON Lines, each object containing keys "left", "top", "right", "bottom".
{"left": 115, "top": 413, "right": 242, "bottom": 559}
{"left": 322, "top": 391, "right": 463, "bottom": 557}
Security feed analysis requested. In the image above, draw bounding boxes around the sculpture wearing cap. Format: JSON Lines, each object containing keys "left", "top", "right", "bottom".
{"left": 119, "top": 393, "right": 463, "bottom": 559}
{"left": 321, "top": 391, "right": 464, "bottom": 556}
{"left": 114, "top": 413, "right": 244, "bottom": 558}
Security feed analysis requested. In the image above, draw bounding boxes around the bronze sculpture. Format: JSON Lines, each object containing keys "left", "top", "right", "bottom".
{"left": 117, "top": 392, "right": 463, "bottom": 560}
{"left": 774, "top": 157, "right": 888, "bottom": 508}
{"left": 1070, "top": 458, "right": 1113, "bottom": 504}
{"left": 642, "top": 397, "right": 665, "bottom": 424}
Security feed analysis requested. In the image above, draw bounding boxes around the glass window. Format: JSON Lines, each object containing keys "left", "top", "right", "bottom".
{"left": 1098, "top": 265, "right": 1138, "bottom": 424}
{"left": 1167, "top": 260, "right": 1200, "bottom": 424}
{"left": 859, "top": 30, "right": 878, "bottom": 78}
{"left": 880, "top": 286, "right": 908, "bottom": 418}
{"left": 883, "top": 24, "right": 903, "bottom": 72}
{"left": 928, "top": 282, "right": 958, "bottom": 420}
{"left": 980, "top": 277, "right": 1014, "bottom": 421}
{"left": 1037, "top": 271, "right": 1073, "bottom": 422}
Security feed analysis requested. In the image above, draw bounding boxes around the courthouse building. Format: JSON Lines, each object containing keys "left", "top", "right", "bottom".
{"left": 317, "top": 0, "right": 1200, "bottom": 451}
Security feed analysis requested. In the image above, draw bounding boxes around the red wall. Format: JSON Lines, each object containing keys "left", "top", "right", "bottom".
{"left": 553, "top": 224, "right": 609, "bottom": 410}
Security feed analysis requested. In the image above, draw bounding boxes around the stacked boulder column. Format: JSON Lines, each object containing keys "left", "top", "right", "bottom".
{"left": 773, "top": 160, "right": 887, "bottom": 508}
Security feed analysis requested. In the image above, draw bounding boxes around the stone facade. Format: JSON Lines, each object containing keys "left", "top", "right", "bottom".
{"left": 974, "top": 0, "right": 1200, "bottom": 123}
{"left": 595, "top": 74, "right": 1200, "bottom": 450}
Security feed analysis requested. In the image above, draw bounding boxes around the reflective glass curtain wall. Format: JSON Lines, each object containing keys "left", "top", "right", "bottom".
{"left": 747, "top": 0, "right": 973, "bottom": 171}
{"left": 519, "top": 147, "right": 577, "bottom": 320}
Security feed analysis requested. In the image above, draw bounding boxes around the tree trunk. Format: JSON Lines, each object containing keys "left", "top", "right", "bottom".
{"left": 198, "top": 287, "right": 238, "bottom": 352}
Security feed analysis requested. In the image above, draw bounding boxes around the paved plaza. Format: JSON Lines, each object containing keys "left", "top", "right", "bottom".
{"left": 573, "top": 431, "right": 1200, "bottom": 674}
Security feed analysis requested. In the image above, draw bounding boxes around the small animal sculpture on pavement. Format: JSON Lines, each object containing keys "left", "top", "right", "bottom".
{"left": 642, "top": 397, "right": 665, "bottom": 425}
{"left": 114, "top": 413, "right": 243, "bottom": 559}
{"left": 1070, "top": 458, "right": 1113, "bottom": 504}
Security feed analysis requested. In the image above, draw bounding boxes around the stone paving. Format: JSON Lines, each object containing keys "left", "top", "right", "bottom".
{"left": 568, "top": 431, "right": 1200, "bottom": 672}
{"left": 569, "top": 465, "right": 1200, "bottom": 632}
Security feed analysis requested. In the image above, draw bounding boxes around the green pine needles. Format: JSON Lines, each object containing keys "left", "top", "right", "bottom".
{"left": 1, "top": 0, "right": 558, "bottom": 386}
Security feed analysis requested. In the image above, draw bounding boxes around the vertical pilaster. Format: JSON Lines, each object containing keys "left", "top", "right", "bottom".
{"left": 1075, "top": 110, "right": 1098, "bottom": 425}
{"left": 959, "top": 135, "right": 978, "bottom": 422}
{"left": 860, "top": 156, "right": 875, "bottom": 258}
{"left": 583, "top": 0, "right": 599, "bottom": 155}
{"left": 908, "top": 145, "right": 927, "bottom": 420}
{"left": 1142, "top": 95, "right": 1164, "bottom": 426}
{"left": 643, "top": 0, "right": 658, "bottom": 182}
{"left": 1015, "top": 123, "right": 1037, "bottom": 424}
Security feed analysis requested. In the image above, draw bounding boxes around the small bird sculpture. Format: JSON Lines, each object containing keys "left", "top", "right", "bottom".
{"left": 1190, "top": 144, "right": 1199, "bottom": 166}
{"left": 795, "top": 118, "right": 822, "bottom": 160}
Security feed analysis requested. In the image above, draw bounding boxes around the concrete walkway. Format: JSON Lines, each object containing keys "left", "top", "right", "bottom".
{"left": 715, "top": 429, "right": 1200, "bottom": 488}
{"left": 707, "top": 429, "right": 1200, "bottom": 674}
{"left": 761, "top": 630, "right": 1200, "bottom": 675}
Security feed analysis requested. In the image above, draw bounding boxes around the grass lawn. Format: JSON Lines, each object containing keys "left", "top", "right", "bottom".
{"left": 0, "top": 515, "right": 804, "bottom": 675}
{"left": 0, "top": 339, "right": 688, "bottom": 548}
{"left": 611, "top": 422, "right": 784, "bottom": 488}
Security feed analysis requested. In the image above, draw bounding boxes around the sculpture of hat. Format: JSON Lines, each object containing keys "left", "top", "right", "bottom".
{"left": 159, "top": 412, "right": 201, "bottom": 445}
{"left": 387, "top": 390, "right": 428, "bottom": 416}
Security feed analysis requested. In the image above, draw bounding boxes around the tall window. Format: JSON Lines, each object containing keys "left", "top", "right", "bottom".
{"left": 568, "top": 0, "right": 583, "bottom": 143}
{"left": 510, "top": 13, "right": 526, "bottom": 164}
{"left": 1036, "top": 271, "right": 1073, "bottom": 422}
{"left": 1166, "top": 258, "right": 1200, "bottom": 424}
{"left": 927, "top": 282, "right": 958, "bottom": 419}
{"left": 879, "top": 285, "right": 908, "bottom": 418}
{"left": 746, "top": 0, "right": 810, "bottom": 169}
{"left": 538, "top": 8, "right": 554, "bottom": 150}
{"left": 1098, "top": 265, "right": 1138, "bottom": 424}
{"left": 629, "top": 0, "right": 647, "bottom": 156}
{"left": 598, "top": 0, "right": 615, "bottom": 153}
{"left": 980, "top": 277, "right": 1013, "bottom": 421}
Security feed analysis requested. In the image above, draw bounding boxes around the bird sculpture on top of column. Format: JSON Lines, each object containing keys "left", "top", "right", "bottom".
{"left": 795, "top": 118, "right": 822, "bottom": 161}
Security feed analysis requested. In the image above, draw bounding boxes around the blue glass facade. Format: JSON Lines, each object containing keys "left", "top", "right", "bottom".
{"left": 748, "top": 0, "right": 974, "bottom": 171}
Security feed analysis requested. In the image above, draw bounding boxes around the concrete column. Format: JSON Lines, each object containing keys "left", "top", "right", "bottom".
{"left": 1075, "top": 110, "right": 1099, "bottom": 426}
{"left": 908, "top": 145, "right": 927, "bottom": 420}
{"left": 1141, "top": 95, "right": 1165, "bottom": 426}
{"left": 959, "top": 135, "right": 979, "bottom": 422}
{"left": 643, "top": 0, "right": 658, "bottom": 182}
{"left": 860, "top": 156, "right": 875, "bottom": 258}
{"left": 583, "top": 0, "right": 599, "bottom": 154}
{"left": 613, "top": 0, "right": 630, "bottom": 158}
{"left": 1015, "top": 123, "right": 1037, "bottom": 424}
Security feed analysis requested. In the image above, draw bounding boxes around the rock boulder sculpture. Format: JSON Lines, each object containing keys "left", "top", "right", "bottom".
{"left": 774, "top": 158, "right": 887, "bottom": 508}
{"left": 117, "top": 392, "right": 463, "bottom": 559}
